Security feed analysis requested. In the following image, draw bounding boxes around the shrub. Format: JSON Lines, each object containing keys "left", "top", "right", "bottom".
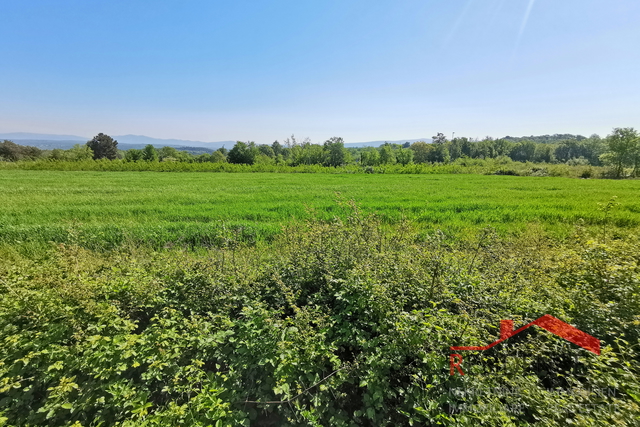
{"left": 0, "top": 203, "right": 638, "bottom": 425}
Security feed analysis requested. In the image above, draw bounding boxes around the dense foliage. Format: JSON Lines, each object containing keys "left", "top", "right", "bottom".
{"left": 2, "top": 128, "right": 639, "bottom": 178}
{"left": 86, "top": 134, "right": 119, "bottom": 160}
{"left": 0, "top": 140, "right": 42, "bottom": 161}
{"left": 1, "top": 202, "right": 638, "bottom": 426}
{"left": 503, "top": 133, "right": 589, "bottom": 144}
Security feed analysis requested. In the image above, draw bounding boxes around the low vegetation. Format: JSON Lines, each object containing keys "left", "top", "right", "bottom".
{"left": 1, "top": 200, "right": 638, "bottom": 426}
{"left": 1, "top": 164, "right": 638, "bottom": 425}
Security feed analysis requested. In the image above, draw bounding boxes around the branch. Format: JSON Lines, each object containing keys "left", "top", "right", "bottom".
{"left": 240, "top": 367, "right": 343, "bottom": 405}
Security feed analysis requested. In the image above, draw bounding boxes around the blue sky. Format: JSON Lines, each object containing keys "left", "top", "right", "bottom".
{"left": 1, "top": 0, "right": 638, "bottom": 143}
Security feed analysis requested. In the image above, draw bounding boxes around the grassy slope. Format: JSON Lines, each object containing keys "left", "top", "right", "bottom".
{"left": 1, "top": 170, "right": 639, "bottom": 247}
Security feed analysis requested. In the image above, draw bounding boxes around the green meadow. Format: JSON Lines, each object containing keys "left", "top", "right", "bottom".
{"left": 1, "top": 170, "right": 639, "bottom": 249}
{"left": 2, "top": 170, "right": 640, "bottom": 425}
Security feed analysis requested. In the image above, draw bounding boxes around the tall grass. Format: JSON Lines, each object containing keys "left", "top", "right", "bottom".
{"left": 1, "top": 170, "right": 639, "bottom": 249}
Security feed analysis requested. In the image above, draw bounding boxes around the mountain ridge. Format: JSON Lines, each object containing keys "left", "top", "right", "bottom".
{"left": 1, "top": 132, "right": 433, "bottom": 150}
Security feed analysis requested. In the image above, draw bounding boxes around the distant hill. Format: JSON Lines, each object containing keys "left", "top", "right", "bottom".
{"left": 1, "top": 132, "right": 433, "bottom": 150}
{"left": 3, "top": 140, "right": 87, "bottom": 150}
{"left": 0, "top": 132, "right": 86, "bottom": 141}
{"left": 0, "top": 132, "right": 233, "bottom": 152}
{"left": 112, "top": 135, "right": 235, "bottom": 150}
{"left": 112, "top": 144, "right": 215, "bottom": 154}
{"left": 1, "top": 139, "right": 215, "bottom": 155}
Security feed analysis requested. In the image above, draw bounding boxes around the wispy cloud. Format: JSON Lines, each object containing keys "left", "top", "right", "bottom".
{"left": 442, "top": 0, "right": 475, "bottom": 49}
{"left": 512, "top": 0, "right": 536, "bottom": 62}
{"left": 518, "top": 0, "right": 537, "bottom": 41}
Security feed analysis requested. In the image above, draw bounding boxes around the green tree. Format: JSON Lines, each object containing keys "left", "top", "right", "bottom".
{"left": 303, "top": 143, "right": 325, "bottom": 165}
{"left": 533, "top": 144, "right": 554, "bottom": 163}
{"left": 0, "top": 140, "right": 22, "bottom": 161}
{"left": 583, "top": 134, "right": 606, "bottom": 166}
{"left": 601, "top": 127, "right": 639, "bottom": 178}
{"left": 228, "top": 141, "right": 259, "bottom": 164}
{"left": 124, "top": 149, "right": 143, "bottom": 162}
{"left": 254, "top": 153, "right": 275, "bottom": 165}
{"left": 158, "top": 146, "right": 179, "bottom": 161}
{"left": 142, "top": 144, "right": 159, "bottom": 161}
{"left": 378, "top": 144, "right": 396, "bottom": 165}
{"left": 211, "top": 149, "right": 227, "bottom": 163}
{"left": 473, "top": 138, "right": 497, "bottom": 159}
{"left": 323, "top": 137, "right": 347, "bottom": 167}
{"left": 448, "top": 139, "right": 462, "bottom": 160}
{"left": 65, "top": 144, "right": 93, "bottom": 161}
{"left": 396, "top": 148, "right": 414, "bottom": 165}
{"left": 410, "top": 141, "right": 432, "bottom": 163}
{"left": 439, "top": 144, "right": 451, "bottom": 163}
{"left": 360, "top": 147, "right": 380, "bottom": 166}
{"left": 509, "top": 141, "right": 536, "bottom": 162}
{"left": 23, "top": 146, "right": 42, "bottom": 160}
{"left": 420, "top": 141, "right": 450, "bottom": 163}
{"left": 194, "top": 153, "right": 210, "bottom": 163}
{"left": 456, "top": 137, "right": 473, "bottom": 157}
{"left": 86, "top": 133, "right": 118, "bottom": 160}
{"left": 49, "top": 148, "right": 65, "bottom": 160}
{"left": 271, "top": 141, "right": 283, "bottom": 156}
{"left": 493, "top": 139, "right": 514, "bottom": 157}
{"left": 52, "top": 146, "right": 91, "bottom": 161}
{"left": 258, "top": 144, "right": 275, "bottom": 158}
{"left": 156, "top": 146, "right": 193, "bottom": 162}
{"left": 287, "top": 139, "right": 322, "bottom": 166}
{"left": 554, "top": 139, "right": 590, "bottom": 163}
{"left": 0, "top": 140, "right": 42, "bottom": 161}
{"left": 288, "top": 145, "right": 303, "bottom": 166}
{"left": 432, "top": 132, "right": 447, "bottom": 145}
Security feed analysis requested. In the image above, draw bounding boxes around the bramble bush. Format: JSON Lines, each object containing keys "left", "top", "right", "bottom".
{"left": 0, "top": 203, "right": 638, "bottom": 425}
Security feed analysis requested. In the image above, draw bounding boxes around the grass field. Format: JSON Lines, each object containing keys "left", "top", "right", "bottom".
{"left": 2, "top": 170, "right": 640, "bottom": 425}
{"left": 2, "top": 170, "right": 640, "bottom": 249}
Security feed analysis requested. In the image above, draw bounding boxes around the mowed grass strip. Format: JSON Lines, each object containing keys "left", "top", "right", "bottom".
{"left": 1, "top": 170, "right": 639, "bottom": 247}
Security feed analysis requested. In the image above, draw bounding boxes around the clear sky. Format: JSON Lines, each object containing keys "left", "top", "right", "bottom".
{"left": 1, "top": 0, "right": 639, "bottom": 143}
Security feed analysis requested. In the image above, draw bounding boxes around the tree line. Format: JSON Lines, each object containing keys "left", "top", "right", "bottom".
{"left": 2, "top": 128, "right": 639, "bottom": 177}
